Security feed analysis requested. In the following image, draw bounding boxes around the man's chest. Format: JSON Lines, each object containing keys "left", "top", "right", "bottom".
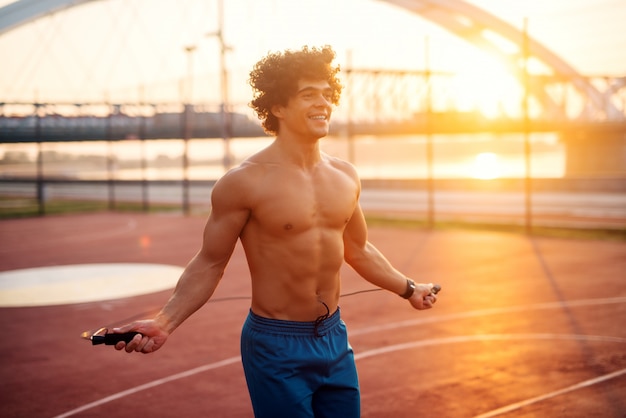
{"left": 251, "top": 170, "right": 358, "bottom": 234}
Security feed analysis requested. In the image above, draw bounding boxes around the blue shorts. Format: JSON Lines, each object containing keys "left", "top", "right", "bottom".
{"left": 241, "top": 308, "right": 360, "bottom": 418}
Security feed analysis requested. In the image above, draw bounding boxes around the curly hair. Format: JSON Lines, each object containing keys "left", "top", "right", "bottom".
{"left": 248, "top": 45, "right": 342, "bottom": 135}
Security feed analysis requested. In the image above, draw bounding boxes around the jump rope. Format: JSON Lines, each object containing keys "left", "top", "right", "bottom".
{"left": 83, "top": 285, "right": 441, "bottom": 345}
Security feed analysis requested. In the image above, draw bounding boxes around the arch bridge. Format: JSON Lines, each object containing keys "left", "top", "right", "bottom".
{"left": 1, "top": 0, "right": 624, "bottom": 123}
{"left": 1, "top": 0, "right": 625, "bottom": 176}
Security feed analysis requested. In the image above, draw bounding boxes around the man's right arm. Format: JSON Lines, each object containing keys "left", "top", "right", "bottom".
{"left": 114, "top": 169, "right": 251, "bottom": 353}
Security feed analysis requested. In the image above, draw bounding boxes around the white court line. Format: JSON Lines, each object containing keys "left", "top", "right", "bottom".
{"left": 52, "top": 356, "right": 241, "bottom": 418}
{"left": 473, "top": 368, "right": 626, "bottom": 418}
{"left": 349, "top": 296, "right": 626, "bottom": 336}
{"left": 353, "top": 333, "right": 626, "bottom": 361}
{"left": 52, "top": 297, "right": 626, "bottom": 418}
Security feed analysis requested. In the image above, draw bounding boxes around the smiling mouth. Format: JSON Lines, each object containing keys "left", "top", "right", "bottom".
{"left": 309, "top": 115, "right": 327, "bottom": 121}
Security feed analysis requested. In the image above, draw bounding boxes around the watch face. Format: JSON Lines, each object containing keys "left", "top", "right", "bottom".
{"left": 409, "top": 281, "right": 416, "bottom": 295}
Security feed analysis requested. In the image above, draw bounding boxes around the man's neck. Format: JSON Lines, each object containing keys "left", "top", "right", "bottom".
{"left": 273, "top": 135, "right": 323, "bottom": 169}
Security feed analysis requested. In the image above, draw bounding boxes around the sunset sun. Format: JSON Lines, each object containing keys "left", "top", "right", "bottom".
{"left": 471, "top": 152, "right": 501, "bottom": 179}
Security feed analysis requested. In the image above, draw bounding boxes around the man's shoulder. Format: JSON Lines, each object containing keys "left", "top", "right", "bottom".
{"left": 324, "top": 153, "right": 359, "bottom": 180}
{"left": 214, "top": 160, "right": 264, "bottom": 189}
{"left": 209, "top": 163, "right": 263, "bottom": 211}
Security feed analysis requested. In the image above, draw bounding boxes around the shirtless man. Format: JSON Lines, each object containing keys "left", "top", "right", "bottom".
{"left": 112, "top": 45, "right": 437, "bottom": 418}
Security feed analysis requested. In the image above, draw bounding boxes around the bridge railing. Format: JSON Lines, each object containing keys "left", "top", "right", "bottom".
{"left": 1, "top": 69, "right": 625, "bottom": 228}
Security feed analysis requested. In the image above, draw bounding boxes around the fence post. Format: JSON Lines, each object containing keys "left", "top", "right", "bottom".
{"left": 106, "top": 101, "right": 116, "bottom": 210}
{"left": 35, "top": 103, "right": 45, "bottom": 216}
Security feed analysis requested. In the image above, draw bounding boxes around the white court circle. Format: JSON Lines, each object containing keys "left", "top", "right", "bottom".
{"left": 0, "top": 263, "right": 183, "bottom": 307}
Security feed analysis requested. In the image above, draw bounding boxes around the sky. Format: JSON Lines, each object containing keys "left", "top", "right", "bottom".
{"left": 0, "top": 0, "right": 625, "bottom": 108}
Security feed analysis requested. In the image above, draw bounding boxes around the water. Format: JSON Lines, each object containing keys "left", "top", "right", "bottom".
{"left": 0, "top": 133, "right": 565, "bottom": 180}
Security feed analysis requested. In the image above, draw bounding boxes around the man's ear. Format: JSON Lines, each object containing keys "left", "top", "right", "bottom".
{"left": 271, "top": 104, "right": 284, "bottom": 119}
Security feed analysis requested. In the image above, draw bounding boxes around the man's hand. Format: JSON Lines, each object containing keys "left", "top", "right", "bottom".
{"left": 111, "top": 320, "right": 170, "bottom": 354}
{"left": 408, "top": 283, "right": 438, "bottom": 310}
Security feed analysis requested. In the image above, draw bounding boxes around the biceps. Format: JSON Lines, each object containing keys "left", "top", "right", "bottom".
{"left": 200, "top": 208, "right": 248, "bottom": 263}
{"left": 343, "top": 205, "right": 368, "bottom": 262}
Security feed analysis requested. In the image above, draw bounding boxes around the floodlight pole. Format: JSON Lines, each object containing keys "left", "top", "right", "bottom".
{"left": 523, "top": 18, "right": 532, "bottom": 233}
{"left": 207, "top": 0, "right": 232, "bottom": 172}
{"left": 182, "top": 44, "right": 196, "bottom": 216}
{"left": 346, "top": 49, "right": 355, "bottom": 164}
{"left": 425, "top": 36, "right": 435, "bottom": 228}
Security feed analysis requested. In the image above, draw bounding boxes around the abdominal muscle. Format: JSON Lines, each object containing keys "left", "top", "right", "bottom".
{"left": 242, "top": 226, "right": 345, "bottom": 322}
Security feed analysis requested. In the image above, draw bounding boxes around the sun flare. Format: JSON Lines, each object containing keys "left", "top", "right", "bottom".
{"left": 451, "top": 55, "right": 523, "bottom": 119}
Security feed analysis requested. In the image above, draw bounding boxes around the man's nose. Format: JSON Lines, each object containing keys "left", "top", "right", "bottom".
{"left": 314, "top": 94, "right": 331, "bottom": 107}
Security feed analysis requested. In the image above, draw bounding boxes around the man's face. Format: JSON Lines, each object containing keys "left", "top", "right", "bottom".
{"left": 274, "top": 78, "right": 334, "bottom": 140}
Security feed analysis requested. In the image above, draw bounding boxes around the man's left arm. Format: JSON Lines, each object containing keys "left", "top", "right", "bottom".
{"left": 343, "top": 203, "right": 437, "bottom": 310}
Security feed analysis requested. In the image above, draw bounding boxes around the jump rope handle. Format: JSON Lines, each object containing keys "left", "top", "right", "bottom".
{"left": 91, "top": 332, "right": 141, "bottom": 345}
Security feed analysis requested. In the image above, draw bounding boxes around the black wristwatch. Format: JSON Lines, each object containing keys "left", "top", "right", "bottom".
{"left": 400, "top": 279, "right": 416, "bottom": 299}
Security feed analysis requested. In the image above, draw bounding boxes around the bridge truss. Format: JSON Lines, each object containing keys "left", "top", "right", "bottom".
{"left": 336, "top": 69, "right": 626, "bottom": 125}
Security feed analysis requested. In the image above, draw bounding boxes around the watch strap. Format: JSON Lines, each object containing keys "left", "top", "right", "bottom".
{"left": 400, "top": 279, "right": 416, "bottom": 299}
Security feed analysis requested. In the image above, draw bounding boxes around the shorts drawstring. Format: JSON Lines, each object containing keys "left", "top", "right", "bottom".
{"left": 314, "top": 301, "right": 330, "bottom": 337}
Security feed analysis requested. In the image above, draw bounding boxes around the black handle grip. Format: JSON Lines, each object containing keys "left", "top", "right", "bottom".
{"left": 91, "top": 332, "right": 141, "bottom": 345}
